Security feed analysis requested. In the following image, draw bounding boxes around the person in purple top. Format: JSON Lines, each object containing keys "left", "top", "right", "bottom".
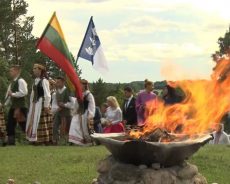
{"left": 136, "top": 79, "right": 157, "bottom": 126}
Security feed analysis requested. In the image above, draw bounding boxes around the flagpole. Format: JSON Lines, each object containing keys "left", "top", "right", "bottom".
{"left": 75, "top": 55, "right": 79, "bottom": 65}
{"left": 75, "top": 16, "right": 93, "bottom": 65}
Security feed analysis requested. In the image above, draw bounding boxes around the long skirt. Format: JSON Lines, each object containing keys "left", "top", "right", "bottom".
{"left": 103, "top": 122, "right": 125, "bottom": 133}
{"left": 36, "top": 108, "right": 53, "bottom": 143}
{"left": 69, "top": 112, "right": 91, "bottom": 145}
{"left": 0, "top": 109, "right": 6, "bottom": 138}
{"left": 26, "top": 98, "right": 53, "bottom": 143}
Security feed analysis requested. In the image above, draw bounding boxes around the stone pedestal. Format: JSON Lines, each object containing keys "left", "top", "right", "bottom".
{"left": 92, "top": 156, "right": 207, "bottom": 184}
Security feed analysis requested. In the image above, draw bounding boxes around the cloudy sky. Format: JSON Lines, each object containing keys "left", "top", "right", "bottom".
{"left": 26, "top": 0, "right": 230, "bottom": 83}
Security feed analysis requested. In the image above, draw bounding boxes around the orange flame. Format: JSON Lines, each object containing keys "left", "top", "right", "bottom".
{"left": 130, "top": 57, "right": 230, "bottom": 139}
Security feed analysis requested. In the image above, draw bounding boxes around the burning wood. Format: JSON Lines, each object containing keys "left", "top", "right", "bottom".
{"left": 128, "top": 127, "right": 190, "bottom": 142}
{"left": 139, "top": 128, "right": 174, "bottom": 142}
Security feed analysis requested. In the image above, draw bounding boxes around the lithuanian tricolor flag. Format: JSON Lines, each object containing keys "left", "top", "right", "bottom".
{"left": 36, "top": 12, "right": 83, "bottom": 101}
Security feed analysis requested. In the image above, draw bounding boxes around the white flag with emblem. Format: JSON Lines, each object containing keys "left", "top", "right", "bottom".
{"left": 77, "top": 16, "right": 108, "bottom": 73}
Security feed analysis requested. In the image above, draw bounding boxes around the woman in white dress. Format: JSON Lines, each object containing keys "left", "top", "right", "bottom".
{"left": 26, "top": 63, "right": 53, "bottom": 144}
{"left": 103, "top": 96, "right": 125, "bottom": 133}
{"left": 69, "top": 79, "right": 95, "bottom": 145}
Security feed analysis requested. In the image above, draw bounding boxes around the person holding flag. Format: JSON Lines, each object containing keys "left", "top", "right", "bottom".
{"left": 69, "top": 79, "right": 95, "bottom": 145}
{"left": 52, "top": 76, "right": 75, "bottom": 145}
{"left": 35, "top": 12, "right": 84, "bottom": 144}
{"left": 36, "top": 12, "right": 83, "bottom": 102}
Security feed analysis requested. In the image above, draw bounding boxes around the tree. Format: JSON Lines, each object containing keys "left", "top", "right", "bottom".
{"left": 91, "top": 78, "right": 109, "bottom": 106}
{"left": 0, "top": 0, "right": 36, "bottom": 65}
{"left": 0, "top": 0, "right": 37, "bottom": 96}
{"left": 0, "top": 57, "right": 9, "bottom": 102}
{"left": 212, "top": 25, "right": 230, "bottom": 133}
{"left": 0, "top": 0, "right": 13, "bottom": 61}
{"left": 0, "top": 0, "right": 82, "bottom": 98}
{"left": 212, "top": 25, "right": 230, "bottom": 63}
{"left": 108, "top": 83, "right": 124, "bottom": 106}
{"left": 72, "top": 54, "right": 82, "bottom": 77}
{"left": 211, "top": 26, "right": 230, "bottom": 80}
{"left": 216, "top": 26, "right": 230, "bottom": 56}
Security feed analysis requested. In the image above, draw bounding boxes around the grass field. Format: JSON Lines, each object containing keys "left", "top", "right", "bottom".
{"left": 0, "top": 145, "right": 229, "bottom": 184}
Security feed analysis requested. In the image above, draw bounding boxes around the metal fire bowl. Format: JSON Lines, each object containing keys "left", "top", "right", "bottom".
{"left": 91, "top": 133, "right": 213, "bottom": 167}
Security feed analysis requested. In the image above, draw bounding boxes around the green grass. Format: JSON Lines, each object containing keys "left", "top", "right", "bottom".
{"left": 0, "top": 145, "right": 229, "bottom": 184}
{"left": 190, "top": 145, "right": 230, "bottom": 184}
{"left": 0, "top": 145, "right": 109, "bottom": 184}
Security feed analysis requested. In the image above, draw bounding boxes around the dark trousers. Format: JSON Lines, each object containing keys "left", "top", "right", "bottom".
{"left": 7, "top": 107, "right": 28, "bottom": 144}
{"left": 53, "top": 113, "right": 71, "bottom": 142}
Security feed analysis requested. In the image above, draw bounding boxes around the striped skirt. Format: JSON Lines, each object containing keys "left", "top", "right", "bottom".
{"left": 36, "top": 108, "right": 53, "bottom": 143}
{"left": 0, "top": 109, "right": 6, "bottom": 138}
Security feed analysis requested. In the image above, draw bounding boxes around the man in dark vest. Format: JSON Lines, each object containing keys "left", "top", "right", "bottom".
{"left": 122, "top": 86, "right": 137, "bottom": 127}
{"left": 5, "top": 65, "right": 28, "bottom": 145}
{"left": 52, "top": 77, "right": 75, "bottom": 144}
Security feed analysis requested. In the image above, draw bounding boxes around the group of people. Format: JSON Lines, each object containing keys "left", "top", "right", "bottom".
{"left": 0, "top": 64, "right": 229, "bottom": 146}
{"left": 65, "top": 79, "right": 160, "bottom": 145}
{"left": 0, "top": 64, "right": 159, "bottom": 146}
{"left": 0, "top": 64, "right": 53, "bottom": 145}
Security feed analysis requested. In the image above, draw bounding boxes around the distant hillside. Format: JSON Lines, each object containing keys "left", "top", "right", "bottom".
{"left": 97, "top": 80, "right": 167, "bottom": 93}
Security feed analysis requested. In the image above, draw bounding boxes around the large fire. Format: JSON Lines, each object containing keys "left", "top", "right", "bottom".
{"left": 130, "top": 56, "right": 230, "bottom": 139}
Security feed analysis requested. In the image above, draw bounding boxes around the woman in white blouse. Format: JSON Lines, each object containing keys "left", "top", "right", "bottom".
{"left": 103, "top": 96, "right": 125, "bottom": 133}
{"left": 26, "top": 63, "right": 53, "bottom": 144}
{"left": 69, "top": 79, "right": 95, "bottom": 145}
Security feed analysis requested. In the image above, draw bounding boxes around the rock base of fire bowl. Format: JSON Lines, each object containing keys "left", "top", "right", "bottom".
{"left": 92, "top": 156, "right": 207, "bottom": 184}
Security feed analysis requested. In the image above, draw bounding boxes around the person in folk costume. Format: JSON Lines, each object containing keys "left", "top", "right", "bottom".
{"left": 49, "top": 79, "right": 56, "bottom": 102}
{"left": 26, "top": 63, "right": 53, "bottom": 144}
{"left": 0, "top": 103, "right": 7, "bottom": 146}
{"left": 50, "top": 79, "right": 58, "bottom": 114}
{"left": 51, "top": 77, "right": 75, "bottom": 144}
{"left": 5, "top": 65, "right": 28, "bottom": 145}
{"left": 69, "top": 79, "right": 95, "bottom": 145}
{"left": 136, "top": 79, "right": 157, "bottom": 126}
{"left": 103, "top": 96, "right": 125, "bottom": 133}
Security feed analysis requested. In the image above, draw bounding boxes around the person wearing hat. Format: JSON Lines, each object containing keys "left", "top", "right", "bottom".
{"left": 4, "top": 65, "right": 28, "bottom": 145}
{"left": 26, "top": 63, "right": 53, "bottom": 144}
{"left": 69, "top": 79, "right": 95, "bottom": 145}
{"left": 51, "top": 76, "right": 75, "bottom": 144}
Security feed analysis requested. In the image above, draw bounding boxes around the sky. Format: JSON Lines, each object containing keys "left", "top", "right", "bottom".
{"left": 26, "top": 0, "right": 230, "bottom": 83}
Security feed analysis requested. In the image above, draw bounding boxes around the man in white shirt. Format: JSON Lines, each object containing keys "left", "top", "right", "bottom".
{"left": 5, "top": 65, "right": 28, "bottom": 145}
{"left": 210, "top": 123, "right": 230, "bottom": 145}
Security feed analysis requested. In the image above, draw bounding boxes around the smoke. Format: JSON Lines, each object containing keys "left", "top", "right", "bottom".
{"left": 160, "top": 60, "right": 210, "bottom": 80}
